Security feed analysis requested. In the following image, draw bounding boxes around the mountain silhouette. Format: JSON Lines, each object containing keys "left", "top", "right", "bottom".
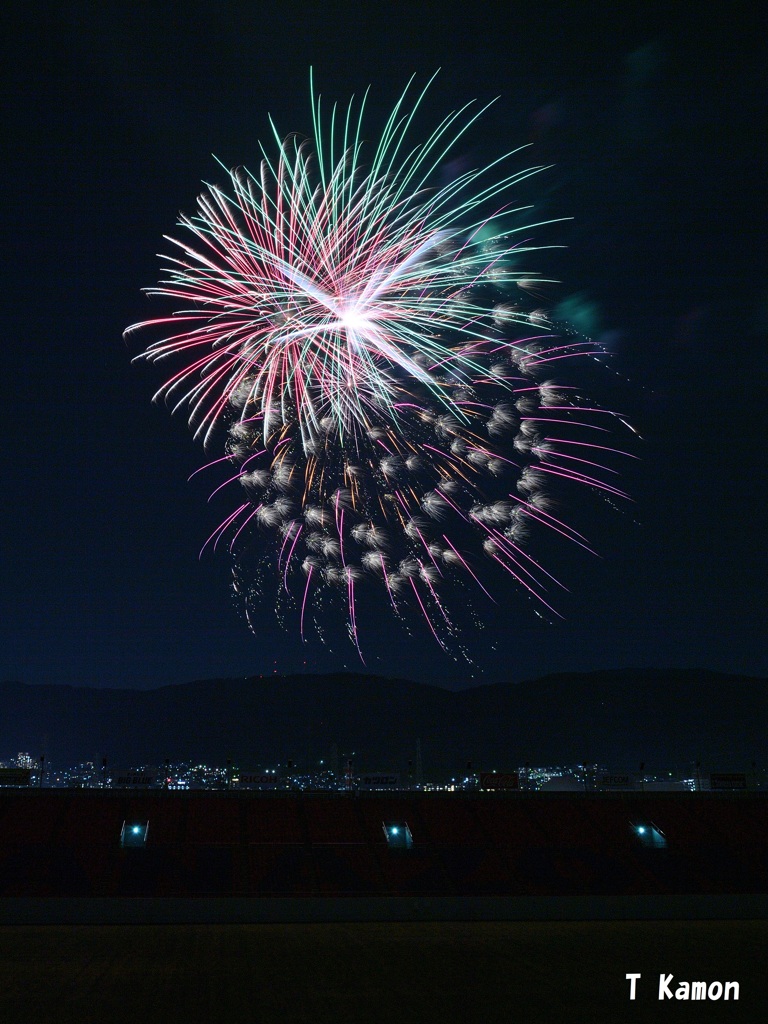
{"left": 0, "top": 669, "right": 764, "bottom": 773}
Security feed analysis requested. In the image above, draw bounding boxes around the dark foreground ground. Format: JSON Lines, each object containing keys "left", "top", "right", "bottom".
{"left": 0, "top": 919, "right": 762, "bottom": 1024}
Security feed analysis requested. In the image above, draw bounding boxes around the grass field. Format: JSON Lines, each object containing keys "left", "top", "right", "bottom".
{"left": 0, "top": 919, "right": 763, "bottom": 1023}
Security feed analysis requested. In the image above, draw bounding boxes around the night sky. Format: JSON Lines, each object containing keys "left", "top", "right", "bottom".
{"left": 3, "top": 2, "right": 765, "bottom": 691}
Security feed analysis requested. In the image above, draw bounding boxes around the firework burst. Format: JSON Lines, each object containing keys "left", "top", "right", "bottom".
{"left": 126, "top": 72, "right": 632, "bottom": 657}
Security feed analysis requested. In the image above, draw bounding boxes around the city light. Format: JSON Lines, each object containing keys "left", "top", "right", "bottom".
{"left": 0, "top": 756, "right": 763, "bottom": 792}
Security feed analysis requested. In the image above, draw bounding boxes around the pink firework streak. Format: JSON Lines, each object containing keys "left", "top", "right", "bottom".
{"left": 125, "top": 72, "right": 634, "bottom": 657}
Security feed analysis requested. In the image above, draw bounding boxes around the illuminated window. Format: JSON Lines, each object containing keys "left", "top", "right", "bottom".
{"left": 383, "top": 821, "right": 413, "bottom": 849}
{"left": 120, "top": 820, "right": 149, "bottom": 848}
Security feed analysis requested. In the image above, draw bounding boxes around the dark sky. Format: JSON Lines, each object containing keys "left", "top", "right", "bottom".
{"left": 2, "top": 2, "right": 765, "bottom": 691}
